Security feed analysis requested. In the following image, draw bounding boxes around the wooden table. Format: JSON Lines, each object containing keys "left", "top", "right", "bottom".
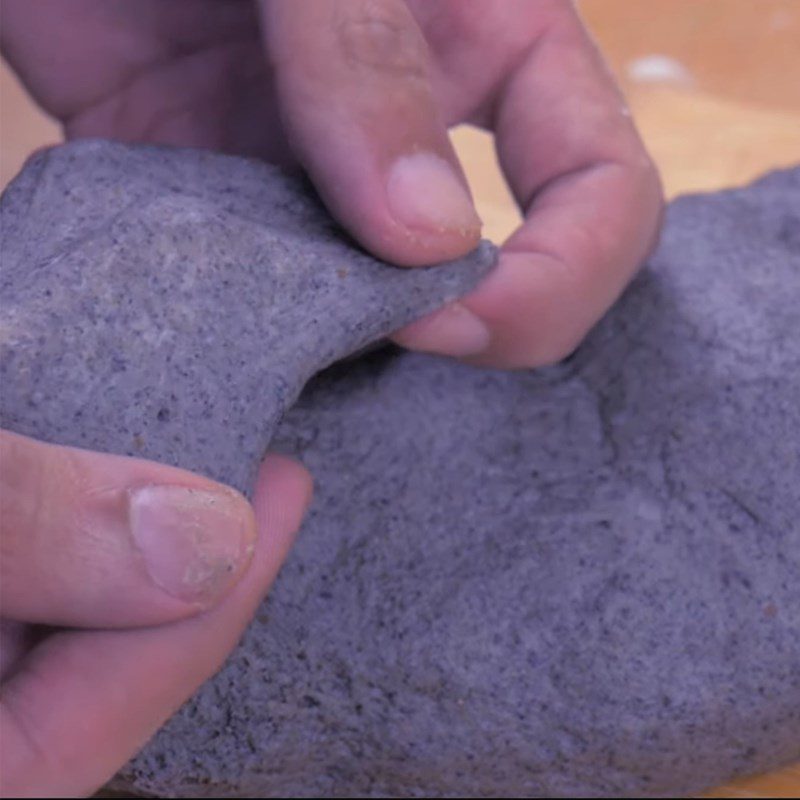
{"left": 1, "top": 1, "right": 798, "bottom": 796}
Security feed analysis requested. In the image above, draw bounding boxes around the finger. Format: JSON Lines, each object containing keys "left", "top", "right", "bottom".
{"left": 0, "top": 430, "right": 257, "bottom": 627}
{"left": 260, "top": 0, "right": 482, "bottom": 266}
{"left": 0, "top": 454, "right": 312, "bottom": 798}
{"left": 0, "top": 621, "right": 38, "bottom": 683}
{"left": 394, "top": 4, "right": 663, "bottom": 367}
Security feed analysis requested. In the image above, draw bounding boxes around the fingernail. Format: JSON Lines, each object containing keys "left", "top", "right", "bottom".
{"left": 387, "top": 153, "right": 482, "bottom": 237}
{"left": 395, "top": 301, "right": 491, "bottom": 358}
{"left": 129, "top": 486, "right": 255, "bottom": 606}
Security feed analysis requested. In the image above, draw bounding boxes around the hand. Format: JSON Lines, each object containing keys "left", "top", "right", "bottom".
{"left": 0, "top": 430, "right": 312, "bottom": 797}
{"left": 2, "top": 0, "right": 662, "bottom": 368}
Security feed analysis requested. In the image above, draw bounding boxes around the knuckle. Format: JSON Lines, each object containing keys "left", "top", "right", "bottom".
{"left": 623, "top": 148, "right": 664, "bottom": 204}
{"left": 635, "top": 153, "right": 664, "bottom": 201}
{"left": 337, "top": 0, "right": 429, "bottom": 79}
{"left": 626, "top": 154, "right": 665, "bottom": 255}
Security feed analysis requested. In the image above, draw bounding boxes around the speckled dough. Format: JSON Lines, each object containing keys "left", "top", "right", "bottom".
{"left": 118, "top": 169, "right": 799, "bottom": 798}
{"left": 0, "top": 140, "right": 495, "bottom": 493}
{"left": 2, "top": 145, "right": 799, "bottom": 798}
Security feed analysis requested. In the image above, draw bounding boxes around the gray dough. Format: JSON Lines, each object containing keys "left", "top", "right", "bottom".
{"left": 2, "top": 142, "right": 799, "bottom": 797}
{"left": 0, "top": 140, "right": 495, "bottom": 493}
{"left": 120, "top": 168, "right": 799, "bottom": 798}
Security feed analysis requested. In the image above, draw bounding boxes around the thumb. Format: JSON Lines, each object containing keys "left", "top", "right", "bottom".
{"left": 0, "top": 430, "right": 257, "bottom": 628}
{"left": 261, "top": 0, "right": 482, "bottom": 267}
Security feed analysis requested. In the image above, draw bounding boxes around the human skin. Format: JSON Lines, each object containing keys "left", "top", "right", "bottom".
{"left": 0, "top": 435, "right": 312, "bottom": 796}
{"left": 0, "top": 1, "right": 662, "bottom": 794}
{"left": 1, "top": 0, "right": 662, "bottom": 366}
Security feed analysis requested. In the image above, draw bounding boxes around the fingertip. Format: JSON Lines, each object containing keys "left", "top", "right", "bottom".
{"left": 311, "top": 148, "right": 484, "bottom": 269}
{"left": 257, "top": 453, "right": 314, "bottom": 507}
{"left": 252, "top": 454, "right": 313, "bottom": 563}
{"left": 392, "top": 300, "right": 491, "bottom": 358}
{"left": 127, "top": 483, "right": 257, "bottom": 610}
{"left": 0, "top": 432, "right": 261, "bottom": 626}
{"left": 262, "top": 0, "right": 481, "bottom": 268}
{"left": 382, "top": 152, "right": 483, "bottom": 265}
